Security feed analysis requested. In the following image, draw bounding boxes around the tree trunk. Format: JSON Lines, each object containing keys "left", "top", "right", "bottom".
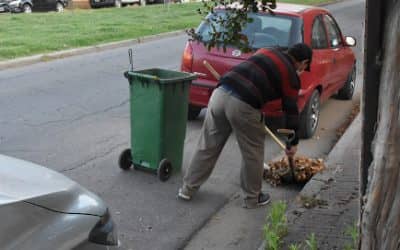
{"left": 360, "top": 1, "right": 400, "bottom": 249}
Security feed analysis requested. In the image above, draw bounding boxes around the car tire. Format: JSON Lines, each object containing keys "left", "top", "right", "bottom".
{"left": 299, "top": 90, "right": 320, "bottom": 139}
{"left": 56, "top": 2, "right": 64, "bottom": 12}
{"left": 115, "top": 0, "right": 122, "bottom": 8}
{"left": 337, "top": 65, "right": 356, "bottom": 100}
{"left": 188, "top": 105, "right": 201, "bottom": 120}
{"left": 23, "top": 3, "right": 32, "bottom": 13}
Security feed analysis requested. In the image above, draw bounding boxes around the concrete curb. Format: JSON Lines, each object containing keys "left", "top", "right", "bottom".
{"left": 316, "top": 0, "right": 346, "bottom": 7}
{"left": 294, "top": 113, "right": 361, "bottom": 203}
{"left": 0, "top": 30, "right": 186, "bottom": 70}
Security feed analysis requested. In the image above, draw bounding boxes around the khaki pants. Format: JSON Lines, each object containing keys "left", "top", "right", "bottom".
{"left": 182, "top": 87, "right": 266, "bottom": 204}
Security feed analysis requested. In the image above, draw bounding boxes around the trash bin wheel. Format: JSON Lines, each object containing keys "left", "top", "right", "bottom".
{"left": 157, "top": 159, "right": 172, "bottom": 182}
{"left": 119, "top": 148, "right": 132, "bottom": 170}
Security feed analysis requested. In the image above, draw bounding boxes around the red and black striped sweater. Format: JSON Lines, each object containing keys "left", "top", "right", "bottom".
{"left": 219, "top": 48, "right": 300, "bottom": 145}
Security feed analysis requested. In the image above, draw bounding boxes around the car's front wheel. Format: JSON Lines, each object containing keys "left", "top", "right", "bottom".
{"left": 337, "top": 65, "right": 356, "bottom": 100}
{"left": 56, "top": 2, "right": 64, "bottom": 12}
{"left": 22, "top": 3, "right": 32, "bottom": 13}
{"left": 299, "top": 90, "right": 320, "bottom": 139}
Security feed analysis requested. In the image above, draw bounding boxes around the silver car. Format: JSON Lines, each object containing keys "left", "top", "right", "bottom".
{"left": 0, "top": 154, "right": 120, "bottom": 250}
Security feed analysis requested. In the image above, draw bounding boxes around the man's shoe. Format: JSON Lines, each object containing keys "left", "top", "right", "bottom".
{"left": 177, "top": 188, "right": 192, "bottom": 201}
{"left": 243, "top": 192, "right": 271, "bottom": 208}
{"left": 257, "top": 192, "right": 271, "bottom": 206}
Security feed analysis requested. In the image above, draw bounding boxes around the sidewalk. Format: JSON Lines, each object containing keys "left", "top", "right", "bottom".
{"left": 183, "top": 110, "right": 361, "bottom": 250}
{"left": 261, "top": 114, "right": 361, "bottom": 249}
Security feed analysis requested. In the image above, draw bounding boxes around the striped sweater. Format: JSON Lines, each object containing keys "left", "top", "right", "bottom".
{"left": 219, "top": 48, "right": 300, "bottom": 144}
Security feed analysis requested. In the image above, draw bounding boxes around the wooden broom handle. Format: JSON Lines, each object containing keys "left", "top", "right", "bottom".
{"left": 203, "top": 60, "right": 221, "bottom": 80}
{"left": 265, "top": 126, "right": 286, "bottom": 150}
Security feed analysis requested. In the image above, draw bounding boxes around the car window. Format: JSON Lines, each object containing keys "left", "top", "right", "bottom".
{"left": 323, "top": 14, "right": 342, "bottom": 48}
{"left": 196, "top": 11, "right": 303, "bottom": 49}
{"left": 311, "top": 16, "right": 328, "bottom": 49}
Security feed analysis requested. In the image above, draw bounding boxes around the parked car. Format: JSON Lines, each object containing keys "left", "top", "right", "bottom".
{"left": 120, "top": 0, "right": 139, "bottom": 7}
{"left": 0, "top": 154, "right": 120, "bottom": 250}
{"left": 181, "top": 3, "right": 356, "bottom": 138}
{"left": 0, "top": 0, "right": 11, "bottom": 12}
{"left": 90, "top": 0, "right": 120, "bottom": 8}
{"left": 7, "top": 0, "right": 33, "bottom": 12}
{"left": 90, "top": 0, "right": 159, "bottom": 8}
{"left": 7, "top": 0, "right": 68, "bottom": 13}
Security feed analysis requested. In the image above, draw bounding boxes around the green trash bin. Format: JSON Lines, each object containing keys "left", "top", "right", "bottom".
{"left": 118, "top": 68, "right": 197, "bottom": 181}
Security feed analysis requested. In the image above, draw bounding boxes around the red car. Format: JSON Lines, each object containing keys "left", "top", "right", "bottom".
{"left": 181, "top": 3, "right": 356, "bottom": 138}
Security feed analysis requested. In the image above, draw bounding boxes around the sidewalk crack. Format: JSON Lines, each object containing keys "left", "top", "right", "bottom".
{"left": 23, "top": 99, "right": 129, "bottom": 127}
{"left": 61, "top": 141, "right": 127, "bottom": 173}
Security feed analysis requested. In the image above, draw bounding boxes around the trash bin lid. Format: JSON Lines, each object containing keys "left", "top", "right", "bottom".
{"left": 125, "top": 68, "right": 197, "bottom": 84}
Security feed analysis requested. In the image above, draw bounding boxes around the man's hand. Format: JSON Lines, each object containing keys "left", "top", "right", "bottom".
{"left": 285, "top": 145, "right": 297, "bottom": 158}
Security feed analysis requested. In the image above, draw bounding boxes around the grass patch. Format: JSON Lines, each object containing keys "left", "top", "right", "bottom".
{"left": 0, "top": 0, "right": 333, "bottom": 60}
{"left": 264, "top": 201, "right": 288, "bottom": 250}
{"left": 305, "top": 233, "right": 318, "bottom": 250}
{"left": 264, "top": 202, "right": 358, "bottom": 249}
{"left": 0, "top": 3, "right": 202, "bottom": 60}
{"left": 344, "top": 222, "right": 359, "bottom": 250}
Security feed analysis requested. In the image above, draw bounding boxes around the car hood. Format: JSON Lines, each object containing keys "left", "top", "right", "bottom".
{"left": 0, "top": 155, "right": 106, "bottom": 216}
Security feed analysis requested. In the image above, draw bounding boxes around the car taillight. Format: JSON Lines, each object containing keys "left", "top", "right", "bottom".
{"left": 181, "top": 42, "right": 193, "bottom": 72}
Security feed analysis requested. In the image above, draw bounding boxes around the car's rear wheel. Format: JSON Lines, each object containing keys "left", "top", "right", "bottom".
{"left": 23, "top": 3, "right": 32, "bottom": 13}
{"left": 337, "top": 65, "right": 356, "bottom": 100}
{"left": 188, "top": 105, "right": 201, "bottom": 120}
{"left": 56, "top": 2, "right": 64, "bottom": 12}
{"left": 299, "top": 90, "right": 320, "bottom": 139}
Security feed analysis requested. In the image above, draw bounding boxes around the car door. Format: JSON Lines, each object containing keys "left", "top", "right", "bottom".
{"left": 323, "top": 14, "right": 350, "bottom": 93}
{"left": 308, "top": 15, "right": 332, "bottom": 101}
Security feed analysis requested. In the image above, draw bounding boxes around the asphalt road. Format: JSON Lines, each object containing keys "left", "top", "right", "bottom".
{"left": 0, "top": 0, "right": 365, "bottom": 249}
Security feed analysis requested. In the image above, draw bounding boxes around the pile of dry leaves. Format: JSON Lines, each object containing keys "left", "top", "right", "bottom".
{"left": 263, "top": 156, "right": 325, "bottom": 186}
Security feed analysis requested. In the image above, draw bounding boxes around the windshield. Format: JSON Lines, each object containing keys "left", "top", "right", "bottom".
{"left": 196, "top": 11, "right": 303, "bottom": 49}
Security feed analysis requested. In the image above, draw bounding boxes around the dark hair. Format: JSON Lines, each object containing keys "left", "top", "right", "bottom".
{"left": 288, "top": 43, "right": 313, "bottom": 71}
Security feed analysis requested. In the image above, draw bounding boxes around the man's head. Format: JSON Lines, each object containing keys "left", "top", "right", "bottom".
{"left": 288, "top": 43, "right": 313, "bottom": 73}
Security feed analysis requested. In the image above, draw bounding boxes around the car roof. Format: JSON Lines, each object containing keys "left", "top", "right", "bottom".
{"left": 273, "top": 3, "right": 313, "bottom": 14}
{"left": 221, "top": 2, "right": 323, "bottom": 17}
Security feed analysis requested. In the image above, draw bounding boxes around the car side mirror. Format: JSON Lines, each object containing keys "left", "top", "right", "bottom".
{"left": 345, "top": 36, "right": 356, "bottom": 47}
